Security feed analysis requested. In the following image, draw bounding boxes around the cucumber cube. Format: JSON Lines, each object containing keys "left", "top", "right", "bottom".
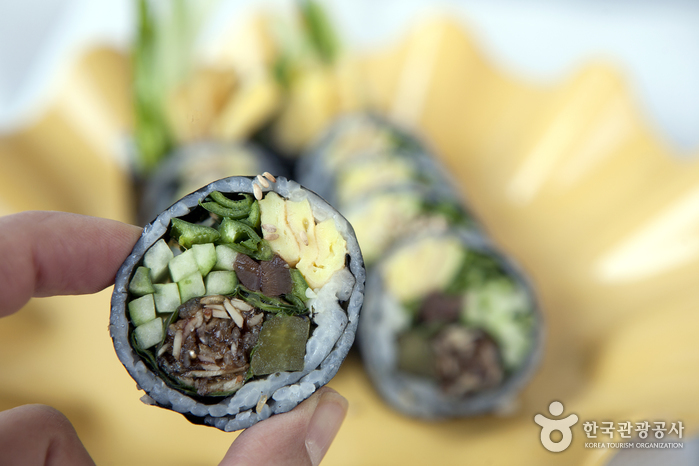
{"left": 192, "top": 243, "right": 216, "bottom": 276}
{"left": 178, "top": 271, "right": 206, "bottom": 303}
{"left": 213, "top": 245, "right": 238, "bottom": 271}
{"left": 128, "top": 294, "right": 156, "bottom": 326}
{"left": 143, "top": 239, "right": 174, "bottom": 283}
{"left": 169, "top": 249, "right": 198, "bottom": 282}
{"left": 134, "top": 317, "right": 164, "bottom": 349}
{"left": 205, "top": 271, "right": 238, "bottom": 296}
{"left": 128, "top": 266, "right": 155, "bottom": 296}
{"left": 153, "top": 283, "right": 181, "bottom": 315}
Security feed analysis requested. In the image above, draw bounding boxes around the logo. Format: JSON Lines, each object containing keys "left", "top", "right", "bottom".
{"left": 535, "top": 401, "right": 579, "bottom": 452}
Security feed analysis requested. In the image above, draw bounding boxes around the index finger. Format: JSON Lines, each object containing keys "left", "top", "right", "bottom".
{"left": 0, "top": 211, "right": 142, "bottom": 317}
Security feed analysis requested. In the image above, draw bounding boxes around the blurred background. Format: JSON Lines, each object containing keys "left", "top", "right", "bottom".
{"left": 1, "top": 0, "right": 698, "bottom": 465}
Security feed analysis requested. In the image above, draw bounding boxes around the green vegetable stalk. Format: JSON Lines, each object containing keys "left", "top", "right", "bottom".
{"left": 132, "top": 0, "right": 203, "bottom": 174}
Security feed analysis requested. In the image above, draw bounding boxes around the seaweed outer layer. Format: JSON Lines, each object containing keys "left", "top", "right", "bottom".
{"left": 357, "top": 228, "right": 543, "bottom": 419}
{"left": 110, "top": 176, "right": 365, "bottom": 432}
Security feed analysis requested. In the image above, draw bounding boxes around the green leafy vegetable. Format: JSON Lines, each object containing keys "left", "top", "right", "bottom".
{"left": 132, "top": 0, "right": 202, "bottom": 173}
{"left": 444, "top": 249, "right": 504, "bottom": 295}
{"left": 238, "top": 286, "right": 308, "bottom": 316}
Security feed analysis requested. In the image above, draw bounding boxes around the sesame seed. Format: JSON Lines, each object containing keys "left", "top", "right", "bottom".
{"left": 265, "top": 233, "right": 279, "bottom": 241}
{"left": 253, "top": 183, "right": 263, "bottom": 200}
{"left": 300, "top": 230, "right": 309, "bottom": 246}
{"left": 256, "top": 395, "right": 268, "bottom": 413}
{"left": 256, "top": 174, "right": 270, "bottom": 188}
{"left": 262, "top": 172, "right": 276, "bottom": 183}
{"left": 261, "top": 224, "right": 277, "bottom": 232}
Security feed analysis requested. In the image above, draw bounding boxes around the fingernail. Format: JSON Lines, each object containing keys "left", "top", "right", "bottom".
{"left": 305, "top": 390, "right": 349, "bottom": 466}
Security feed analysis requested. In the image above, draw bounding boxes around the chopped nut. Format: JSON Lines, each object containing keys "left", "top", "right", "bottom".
{"left": 211, "top": 309, "right": 230, "bottom": 319}
{"left": 201, "top": 295, "right": 225, "bottom": 305}
{"left": 247, "top": 313, "right": 264, "bottom": 327}
{"left": 172, "top": 330, "right": 183, "bottom": 360}
{"left": 204, "top": 304, "right": 226, "bottom": 312}
{"left": 224, "top": 299, "right": 244, "bottom": 328}
{"left": 231, "top": 298, "right": 253, "bottom": 311}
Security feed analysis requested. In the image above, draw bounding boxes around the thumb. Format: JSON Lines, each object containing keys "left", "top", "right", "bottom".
{"left": 220, "top": 387, "right": 349, "bottom": 466}
{"left": 0, "top": 404, "right": 95, "bottom": 466}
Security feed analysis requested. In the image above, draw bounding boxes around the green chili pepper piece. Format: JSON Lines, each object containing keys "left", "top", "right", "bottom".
{"left": 241, "top": 200, "right": 261, "bottom": 228}
{"left": 222, "top": 240, "right": 272, "bottom": 262}
{"left": 199, "top": 201, "right": 250, "bottom": 219}
{"left": 220, "top": 242, "right": 258, "bottom": 258}
{"left": 255, "top": 240, "right": 274, "bottom": 261}
{"left": 218, "top": 217, "right": 262, "bottom": 244}
{"left": 170, "top": 218, "right": 220, "bottom": 248}
{"left": 210, "top": 191, "right": 253, "bottom": 209}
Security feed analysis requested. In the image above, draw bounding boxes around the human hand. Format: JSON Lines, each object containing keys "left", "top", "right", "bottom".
{"left": 0, "top": 211, "right": 348, "bottom": 466}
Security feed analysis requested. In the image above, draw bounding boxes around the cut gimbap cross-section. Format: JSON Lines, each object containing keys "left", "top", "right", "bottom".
{"left": 110, "top": 175, "right": 364, "bottom": 431}
{"left": 358, "top": 229, "right": 542, "bottom": 418}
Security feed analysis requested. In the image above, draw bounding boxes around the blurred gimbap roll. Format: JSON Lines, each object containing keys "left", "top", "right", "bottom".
{"left": 298, "top": 114, "right": 477, "bottom": 265}
{"left": 358, "top": 229, "right": 542, "bottom": 418}
{"left": 341, "top": 186, "right": 469, "bottom": 265}
{"left": 137, "top": 141, "right": 289, "bottom": 225}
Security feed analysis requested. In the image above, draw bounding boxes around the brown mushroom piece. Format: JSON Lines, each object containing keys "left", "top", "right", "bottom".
{"left": 416, "top": 292, "right": 463, "bottom": 324}
{"left": 234, "top": 253, "right": 262, "bottom": 291}
{"left": 260, "top": 255, "right": 292, "bottom": 296}
{"left": 432, "top": 325, "right": 504, "bottom": 397}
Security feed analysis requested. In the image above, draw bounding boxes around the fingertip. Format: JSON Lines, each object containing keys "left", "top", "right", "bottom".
{"left": 219, "top": 387, "right": 349, "bottom": 466}
{"left": 0, "top": 211, "right": 142, "bottom": 316}
{"left": 305, "top": 388, "right": 349, "bottom": 466}
{"left": 0, "top": 404, "right": 95, "bottom": 466}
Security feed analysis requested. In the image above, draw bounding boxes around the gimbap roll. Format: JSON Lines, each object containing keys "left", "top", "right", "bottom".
{"left": 137, "top": 141, "right": 289, "bottom": 225}
{"left": 298, "top": 114, "right": 476, "bottom": 265}
{"left": 110, "top": 175, "right": 364, "bottom": 431}
{"left": 358, "top": 229, "right": 542, "bottom": 418}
